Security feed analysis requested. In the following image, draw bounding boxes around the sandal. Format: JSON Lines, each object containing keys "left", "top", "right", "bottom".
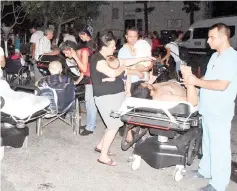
{"left": 94, "top": 147, "right": 116, "bottom": 156}
{"left": 97, "top": 159, "right": 117, "bottom": 166}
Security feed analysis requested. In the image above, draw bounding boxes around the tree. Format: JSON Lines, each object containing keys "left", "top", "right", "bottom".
{"left": 23, "top": 1, "right": 54, "bottom": 30}
{"left": 24, "top": 1, "right": 104, "bottom": 45}
{"left": 182, "top": 1, "right": 200, "bottom": 25}
{"left": 1, "top": 1, "right": 28, "bottom": 56}
{"left": 135, "top": 1, "right": 155, "bottom": 34}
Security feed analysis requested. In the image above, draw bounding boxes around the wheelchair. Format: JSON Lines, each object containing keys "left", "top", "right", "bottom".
{"left": 5, "top": 58, "right": 31, "bottom": 85}
{"left": 35, "top": 59, "right": 86, "bottom": 133}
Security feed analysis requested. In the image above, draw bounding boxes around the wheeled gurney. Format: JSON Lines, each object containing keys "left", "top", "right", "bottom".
{"left": 111, "top": 97, "right": 202, "bottom": 181}
{"left": 0, "top": 80, "right": 50, "bottom": 160}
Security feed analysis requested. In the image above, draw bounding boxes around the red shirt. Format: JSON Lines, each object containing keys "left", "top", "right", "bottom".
{"left": 152, "top": 38, "right": 161, "bottom": 50}
{"left": 79, "top": 48, "right": 92, "bottom": 84}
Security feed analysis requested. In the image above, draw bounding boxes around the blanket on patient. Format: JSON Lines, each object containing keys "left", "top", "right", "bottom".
{"left": 0, "top": 80, "right": 50, "bottom": 120}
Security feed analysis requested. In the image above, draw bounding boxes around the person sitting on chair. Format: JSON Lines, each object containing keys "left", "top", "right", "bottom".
{"left": 35, "top": 28, "right": 67, "bottom": 68}
{"left": 36, "top": 61, "right": 82, "bottom": 115}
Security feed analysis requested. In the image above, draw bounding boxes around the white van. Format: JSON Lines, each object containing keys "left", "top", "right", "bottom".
{"left": 180, "top": 16, "right": 237, "bottom": 54}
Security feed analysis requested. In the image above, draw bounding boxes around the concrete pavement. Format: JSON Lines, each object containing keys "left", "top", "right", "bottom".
{"left": 1, "top": 112, "right": 237, "bottom": 191}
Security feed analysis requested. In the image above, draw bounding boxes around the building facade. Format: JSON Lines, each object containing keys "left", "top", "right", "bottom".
{"left": 91, "top": 1, "right": 207, "bottom": 39}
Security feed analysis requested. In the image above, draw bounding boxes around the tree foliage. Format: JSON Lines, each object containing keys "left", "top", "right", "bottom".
{"left": 23, "top": 1, "right": 104, "bottom": 44}
{"left": 24, "top": 1, "right": 103, "bottom": 28}
{"left": 1, "top": 1, "right": 28, "bottom": 56}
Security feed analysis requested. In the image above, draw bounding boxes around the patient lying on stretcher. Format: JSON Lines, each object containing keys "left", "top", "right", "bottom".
{"left": 125, "top": 65, "right": 198, "bottom": 142}
{"left": 132, "top": 65, "right": 198, "bottom": 106}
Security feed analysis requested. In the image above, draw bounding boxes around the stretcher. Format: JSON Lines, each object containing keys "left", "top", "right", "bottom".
{"left": 0, "top": 80, "right": 50, "bottom": 153}
{"left": 111, "top": 97, "right": 202, "bottom": 181}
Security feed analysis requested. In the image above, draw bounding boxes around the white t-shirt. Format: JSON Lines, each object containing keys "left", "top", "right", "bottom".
{"left": 134, "top": 39, "right": 151, "bottom": 57}
{"left": 63, "top": 34, "right": 77, "bottom": 44}
{"left": 134, "top": 40, "right": 152, "bottom": 82}
{"left": 35, "top": 36, "right": 51, "bottom": 60}
{"left": 0, "top": 47, "right": 4, "bottom": 79}
{"left": 165, "top": 42, "right": 180, "bottom": 63}
{"left": 30, "top": 30, "right": 44, "bottom": 44}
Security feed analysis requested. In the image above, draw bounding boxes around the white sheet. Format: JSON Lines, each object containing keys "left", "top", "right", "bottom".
{"left": 118, "top": 97, "right": 197, "bottom": 120}
{"left": 0, "top": 80, "right": 50, "bottom": 120}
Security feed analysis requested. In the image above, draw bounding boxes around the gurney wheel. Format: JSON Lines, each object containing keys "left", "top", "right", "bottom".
{"left": 131, "top": 155, "right": 141, "bottom": 171}
{"left": 174, "top": 165, "right": 185, "bottom": 181}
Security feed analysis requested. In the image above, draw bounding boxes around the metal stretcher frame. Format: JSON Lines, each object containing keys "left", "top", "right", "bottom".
{"left": 1, "top": 85, "right": 49, "bottom": 127}
{"left": 111, "top": 97, "right": 200, "bottom": 151}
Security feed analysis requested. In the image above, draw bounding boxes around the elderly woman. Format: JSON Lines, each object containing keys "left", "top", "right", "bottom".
{"left": 90, "top": 35, "right": 153, "bottom": 166}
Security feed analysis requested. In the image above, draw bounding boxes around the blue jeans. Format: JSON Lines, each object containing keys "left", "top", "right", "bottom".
{"left": 85, "top": 84, "right": 97, "bottom": 131}
{"left": 198, "top": 116, "right": 232, "bottom": 191}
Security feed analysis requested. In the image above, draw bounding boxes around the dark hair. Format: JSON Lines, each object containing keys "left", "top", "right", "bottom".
{"left": 79, "top": 29, "right": 92, "bottom": 37}
{"left": 107, "top": 30, "right": 115, "bottom": 37}
{"left": 86, "top": 39, "right": 97, "bottom": 52}
{"left": 97, "top": 35, "right": 115, "bottom": 51}
{"left": 209, "top": 23, "right": 230, "bottom": 38}
{"left": 152, "top": 47, "right": 167, "bottom": 59}
{"left": 170, "top": 32, "right": 178, "bottom": 42}
{"left": 131, "top": 81, "right": 152, "bottom": 99}
{"left": 66, "top": 28, "right": 75, "bottom": 35}
{"left": 31, "top": 24, "right": 39, "bottom": 30}
{"left": 177, "top": 30, "right": 183, "bottom": 36}
{"left": 125, "top": 27, "right": 138, "bottom": 35}
{"left": 59, "top": 40, "right": 78, "bottom": 51}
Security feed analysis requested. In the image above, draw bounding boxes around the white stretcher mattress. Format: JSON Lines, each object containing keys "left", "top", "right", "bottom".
{"left": 0, "top": 80, "right": 50, "bottom": 120}
{"left": 118, "top": 97, "right": 198, "bottom": 122}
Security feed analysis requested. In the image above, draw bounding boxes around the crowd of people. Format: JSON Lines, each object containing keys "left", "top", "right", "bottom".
{"left": 1, "top": 23, "right": 237, "bottom": 191}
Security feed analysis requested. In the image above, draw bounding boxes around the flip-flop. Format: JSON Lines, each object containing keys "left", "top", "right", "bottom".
{"left": 97, "top": 159, "right": 117, "bottom": 166}
{"left": 94, "top": 147, "right": 116, "bottom": 156}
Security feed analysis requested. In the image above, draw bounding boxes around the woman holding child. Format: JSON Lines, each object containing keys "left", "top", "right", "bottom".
{"left": 90, "top": 35, "right": 153, "bottom": 166}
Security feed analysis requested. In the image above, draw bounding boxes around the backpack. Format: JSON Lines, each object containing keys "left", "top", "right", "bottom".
{"left": 169, "top": 42, "right": 190, "bottom": 65}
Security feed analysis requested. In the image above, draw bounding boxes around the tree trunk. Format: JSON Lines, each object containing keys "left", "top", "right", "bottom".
{"left": 144, "top": 1, "right": 148, "bottom": 34}
{"left": 190, "top": 11, "right": 194, "bottom": 25}
{"left": 43, "top": 16, "right": 48, "bottom": 30}
{"left": 56, "top": 23, "right": 62, "bottom": 46}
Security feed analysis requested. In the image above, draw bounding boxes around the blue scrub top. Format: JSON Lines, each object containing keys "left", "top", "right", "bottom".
{"left": 199, "top": 47, "right": 237, "bottom": 119}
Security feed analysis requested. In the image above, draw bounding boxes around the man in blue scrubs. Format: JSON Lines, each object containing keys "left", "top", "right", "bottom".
{"left": 183, "top": 23, "right": 237, "bottom": 191}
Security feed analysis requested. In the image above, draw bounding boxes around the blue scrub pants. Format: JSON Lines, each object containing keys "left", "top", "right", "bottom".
{"left": 198, "top": 116, "right": 232, "bottom": 191}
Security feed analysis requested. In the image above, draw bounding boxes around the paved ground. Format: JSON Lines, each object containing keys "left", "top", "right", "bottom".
{"left": 1, "top": 109, "right": 237, "bottom": 191}
{"left": 1, "top": 53, "right": 237, "bottom": 191}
